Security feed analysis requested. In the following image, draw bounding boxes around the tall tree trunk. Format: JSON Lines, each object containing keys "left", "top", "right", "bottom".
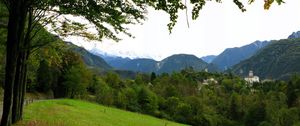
{"left": 11, "top": 52, "right": 24, "bottom": 123}
{"left": 11, "top": 6, "right": 28, "bottom": 125}
{"left": 19, "top": 51, "right": 29, "bottom": 119}
{"left": 11, "top": 56, "right": 21, "bottom": 123}
{"left": 1, "top": 1, "right": 28, "bottom": 125}
{"left": 12, "top": 20, "right": 31, "bottom": 124}
{"left": 11, "top": 5, "right": 31, "bottom": 123}
{"left": 1, "top": 6, "right": 22, "bottom": 126}
{"left": 18, "top": 8, "right": 33, "bottom": 119}
{"left": 12, "top": 51, "right": 29, "bottom": 123}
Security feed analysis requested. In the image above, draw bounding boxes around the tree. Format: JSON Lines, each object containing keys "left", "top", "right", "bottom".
{"left": 245, "top": 103, "right": 266, "bottom": 126}
{"left": 174, "top": 103, "right": 192, "bottom": 123}
{"left": 286, "top": 75, "right": 300, "bottom": 107}
{"left": 88, "top": 75, "right": 102, "bottom": 94}
{"left": 164, "top": 96, "right": 181, "bottom": 116}
{"left": 105, "top": 72, "right": 122, "bottom": 89}
{"left": 95, "top": 78, "right": 114, "bottom": 106}
{"left": 150, "top": 72, "right": 156, "bottom": 82}
{"left": 52, "top": 50, "right": 91, "bottom": 98}
{"left": 138, "top": 87, "right": 158, "bottom": 114}
{"left": 61, "top": 64, "right": 91, "bottom": 98}
{"left": 229, "top": 92, "right": 242, "bottom": 121}
{"left": 278, "top": 108, "right": 299, "bottom": 126}
{"left": 36, "top": 60, "right": 52, "bottom": 92}
{"left": 0, "top": 0, "right": 284, "bottom": 125}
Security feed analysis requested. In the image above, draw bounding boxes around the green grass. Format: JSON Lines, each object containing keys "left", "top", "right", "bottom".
{"left": 16, "top": 99, "right": 188, "bottom": 126}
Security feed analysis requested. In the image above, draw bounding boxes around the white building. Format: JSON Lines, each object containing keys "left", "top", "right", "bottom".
{"left": 204, "top": 68, "right": 208, "bottom": 72}
{"left": 244, "top": 70, "right": 260, "bottom": 84}
{"left": 202, "top": 78, "right": 218, "bottom": 85}
{"left": 198, "top": 78, "right": 218, "bottom": 90}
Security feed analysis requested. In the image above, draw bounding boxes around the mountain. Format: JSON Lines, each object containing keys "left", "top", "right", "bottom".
{"left": 231, "top": 38, "right": 300, "bottom": 80}
{"left": 96, "top": 53, "right": 217, "bottom": 74}
{"left": 118, "top": 58, "right": 158, "bottom": 73}
{"left": 212, "top": 40, "right": 270, "bottom": 71}
{"left": 101, "top": 55, "right": 131, "bottom": 69}
{"left": 66, "top": 42, "right": 112, "bottom": 71}
{"left": 288, "top": 31, "right": 300, "bottom": 39}
{"left": 158, "top": 54, "right": 209, "bottom": 73}
{"left": 201, "top": 55, "right": 217, "bottom": 63}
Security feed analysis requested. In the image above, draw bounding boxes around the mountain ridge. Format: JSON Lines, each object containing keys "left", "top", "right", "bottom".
{"left": 231, "top": 38, "right": 300, "bottom": 80}
{"left": 211, "top": 40, "right": 270, "bottom": 71}
{"left": 230, "top": 30, "right": 300, "bottom": 80}
{"left": 66, "top": 42, "right": 112, "bottom": 71}
{"left": 95, "top": 53, "right": 216, "bottom": 73}
{"left": 201, "top": 55, "right": 217, "bottom": 63}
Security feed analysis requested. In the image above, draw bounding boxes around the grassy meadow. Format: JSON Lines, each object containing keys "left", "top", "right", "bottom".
{"left": 14, "top": 99, "right": 188, "bottom": 126}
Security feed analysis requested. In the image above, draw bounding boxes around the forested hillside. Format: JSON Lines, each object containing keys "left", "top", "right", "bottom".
{"left": 232, "top": 38, "right": 300, "bottom": 80}
{"left": 158, "top": 54, "right": 209, "bottom": 73}
{"left": 67, "top": 42, "right": 112, "bottom": 71}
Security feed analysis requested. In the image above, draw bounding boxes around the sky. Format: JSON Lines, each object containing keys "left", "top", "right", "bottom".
{"left": 61, "top": 0, "right": 300, "bottom": 61}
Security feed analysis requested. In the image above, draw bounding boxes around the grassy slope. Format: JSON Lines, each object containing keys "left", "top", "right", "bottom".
{"left": 15, "top": 99, "right": 188, "bottom": 126}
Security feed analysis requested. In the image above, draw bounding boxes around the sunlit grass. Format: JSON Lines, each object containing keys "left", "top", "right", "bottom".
{"left": 15, "top": 99, "right": 188, "bottom": 126}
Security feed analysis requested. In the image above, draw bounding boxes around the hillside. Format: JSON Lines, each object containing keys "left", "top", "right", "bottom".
{"left": 158, "top": 54, "right": 209, "bottom": 73}
{"left": 118, "top": 58, "right": 158, "bottom": 73}
{"left": 212, "top": 40, "right": 269, "bottom": 71}
{"left": 16, "top": 99, "right": 187, "bottom": 126}
{"left": 232, "top": 38, "right": 300, "bottom": 80}
{"left": 66, "top": 42, "right": 112, "bottom": 71}
{"left": 103, "top": 56, "right": 131, "bottom": 69}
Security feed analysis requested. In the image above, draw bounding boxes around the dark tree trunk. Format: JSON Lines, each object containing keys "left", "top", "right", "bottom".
{"left": 11, "top": 6, "right": 31, "bottom": 123}
{"left": 19, "top": 8, "right": 33, "bottom": 118}
{"left": 1, "top": 6, "right": 22, "bottom": 126}
{"left": 10, "top": 49, "right": 30, "bottom": 124}
{"left": 12, "top": 51, "right": 29, "bottom": 123}
{"left": 12, "top": 52, "right": 25, "bottom": 123}
{"left": 11, "top": 55, "right": 22, "bottom": 123}
{"left": 1, "top": 1, "right": 28, "bottom": 125}
{"left": 19, "top": 51, "right": 29, "bottom": 119}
